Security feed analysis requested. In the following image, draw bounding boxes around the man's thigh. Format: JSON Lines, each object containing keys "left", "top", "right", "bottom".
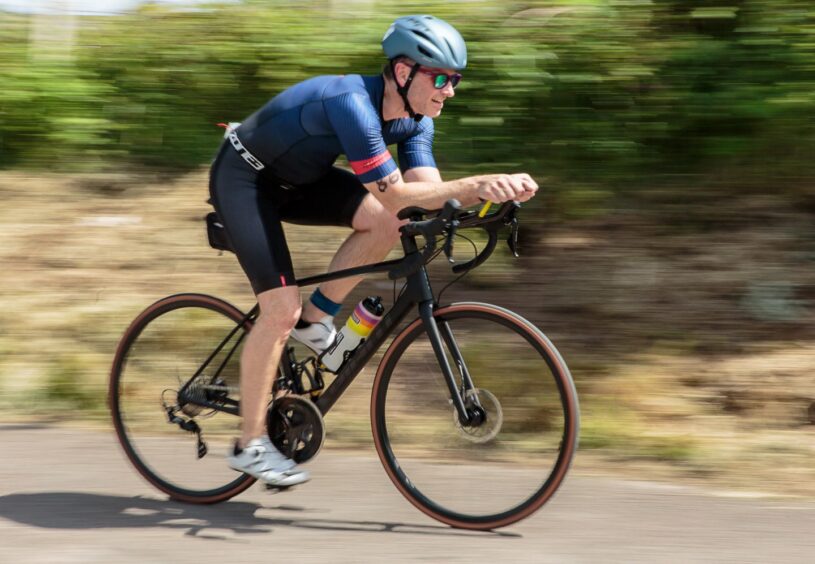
{"left": 210, "top": 155, "right": 297, "bottom": 293}
{"left": 275, "top": 167, "right": 368, "bottom": 228}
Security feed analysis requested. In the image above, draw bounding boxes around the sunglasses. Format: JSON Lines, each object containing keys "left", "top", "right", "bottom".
{"left": 411, "top": 66, "right": 463, "bottom": 89}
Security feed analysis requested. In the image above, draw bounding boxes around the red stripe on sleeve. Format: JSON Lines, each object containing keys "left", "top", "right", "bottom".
{"left": 349, "top": 151, "right": 392, "bottom": 176}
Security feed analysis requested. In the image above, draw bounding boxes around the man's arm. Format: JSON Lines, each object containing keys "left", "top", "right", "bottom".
{"left": 364, "top": 167, "right": 538, "bottom": 215}
{"left": 403, "top": 166, "right": 442, "bottom": 184}
{"left": 324, "top": 94, "right": 535, "bottom": 210}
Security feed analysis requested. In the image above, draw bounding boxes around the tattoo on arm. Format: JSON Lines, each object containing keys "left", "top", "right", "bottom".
{"left": 377, "top": 172, "right": 400, "bottom": 193}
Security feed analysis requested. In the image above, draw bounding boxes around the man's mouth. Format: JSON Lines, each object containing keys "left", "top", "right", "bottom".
{"left": 432, "top": 99, "right": 444, "bottom": 107}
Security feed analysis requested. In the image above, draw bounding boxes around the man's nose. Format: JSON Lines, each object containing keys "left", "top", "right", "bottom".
{"left": 441, "top": 81, "right": 456, "bottom": 98}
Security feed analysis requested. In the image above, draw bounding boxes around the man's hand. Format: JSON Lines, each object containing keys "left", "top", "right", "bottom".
{"left": 477, "top": 173, "right": 538, "bottom": 203}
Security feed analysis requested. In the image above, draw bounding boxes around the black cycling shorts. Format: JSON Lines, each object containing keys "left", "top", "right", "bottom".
{"left": 208, "top": 141, "right": 368, "bottom": 294}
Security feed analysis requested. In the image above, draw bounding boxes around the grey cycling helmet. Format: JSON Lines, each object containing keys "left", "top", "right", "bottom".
{"left": 382, "top": 16, "right": 467, "bottom": 121}
{"left": 382, "top": 15, "right": 467, "bottom": 71}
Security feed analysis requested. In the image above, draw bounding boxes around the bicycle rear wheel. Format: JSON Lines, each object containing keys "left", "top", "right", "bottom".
{"left": 110, "top": 293, "right": 255, "bottom": 503}
{"left": 371, "top": 302, "right": 579, "bottom": 530}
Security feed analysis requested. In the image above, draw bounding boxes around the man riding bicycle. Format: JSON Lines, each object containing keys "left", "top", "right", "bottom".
{"left": 209, "top": 15, "right": 539, "bottom": 487}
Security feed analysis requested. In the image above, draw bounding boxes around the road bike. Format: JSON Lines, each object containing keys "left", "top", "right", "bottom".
{"left": 109, "top": 199, "right": 579, "bottom": 530}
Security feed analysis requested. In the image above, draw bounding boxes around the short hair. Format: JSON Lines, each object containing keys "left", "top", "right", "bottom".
{"left": 382, "top": 56, "right": 415, "bottom": 81}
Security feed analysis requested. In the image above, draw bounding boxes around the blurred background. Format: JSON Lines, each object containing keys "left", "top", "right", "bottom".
{"left": 0, "top": 0, "right": 813, "bottom": 495}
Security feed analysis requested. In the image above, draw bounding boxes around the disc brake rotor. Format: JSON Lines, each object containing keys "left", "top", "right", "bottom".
{"left": 453, "top": 388, "right": 503, "bottom": 443}
{"left": 267, "top": 396, "right": 325, "bottom": 463}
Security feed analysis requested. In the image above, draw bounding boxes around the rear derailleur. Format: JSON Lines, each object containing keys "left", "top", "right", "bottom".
{"left": 165, "top": 404, "right": 208, "bottom": 459}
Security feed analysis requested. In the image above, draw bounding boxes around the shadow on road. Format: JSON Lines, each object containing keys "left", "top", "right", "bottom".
{"left": 0, "top": 492, "right": 519, "bottom": 540}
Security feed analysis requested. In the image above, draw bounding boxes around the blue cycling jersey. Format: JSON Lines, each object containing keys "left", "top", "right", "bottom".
{"left": 235, "top": 74, "right": 436, "bottom": 185}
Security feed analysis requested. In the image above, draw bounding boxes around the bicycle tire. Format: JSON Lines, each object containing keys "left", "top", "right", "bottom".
{"left": 110, "top": 293, "right": 256, "bottom": 503}
{"left": 371, "top": 302, "right": 579, "bottom": 530}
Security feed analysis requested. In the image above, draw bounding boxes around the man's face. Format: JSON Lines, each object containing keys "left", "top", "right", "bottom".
{"left": 397, "top": 62, "right": 459, "bottom": 118}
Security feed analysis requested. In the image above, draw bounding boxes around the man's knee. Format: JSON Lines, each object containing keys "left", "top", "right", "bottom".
{"left": 353, "top": 194, "right": 404, "bottom": 243}
{"left": 254, "top": 287, "right": 302, "bottom": 338}
{"left": 375, "top": 211, "right": 404, "bottom": 244}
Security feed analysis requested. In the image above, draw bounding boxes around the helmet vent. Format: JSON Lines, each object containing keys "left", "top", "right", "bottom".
{"left": 411, "top": 30, "right": 432, "bottom": 42}
{"left": 417, "top": 45, "right": 433, "bottom": 59}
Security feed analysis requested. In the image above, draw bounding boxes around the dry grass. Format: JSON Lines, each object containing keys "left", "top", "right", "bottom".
{"left": 0, "top": 170, "right": 813, "bottom": 497}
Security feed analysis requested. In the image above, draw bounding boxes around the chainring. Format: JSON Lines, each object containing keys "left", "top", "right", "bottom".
{"left": 453, "top": 388, "right": 503, "bottom": 443}
{"left": 266, "top": 396, "right": 325, "bottom": 463}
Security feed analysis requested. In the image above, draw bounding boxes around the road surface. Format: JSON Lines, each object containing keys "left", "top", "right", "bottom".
{"left": 0, "top": 424, "right": 812, "bottom": 563}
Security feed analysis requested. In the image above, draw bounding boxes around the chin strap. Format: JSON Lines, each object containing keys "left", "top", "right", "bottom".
{"left": 391, "top": 60, "right": 424, "bottom": 122}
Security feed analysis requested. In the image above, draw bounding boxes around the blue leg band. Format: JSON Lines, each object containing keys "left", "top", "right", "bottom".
{"left": 310, "top": 288, "right": 342, "bottom": 317}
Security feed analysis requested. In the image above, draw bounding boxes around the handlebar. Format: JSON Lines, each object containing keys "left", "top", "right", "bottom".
{"left": 387, "top": 199, "right": 521, "bottom": 280}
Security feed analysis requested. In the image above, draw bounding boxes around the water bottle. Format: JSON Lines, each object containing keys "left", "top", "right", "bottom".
{"left": 320, "top": 296, "right": 384, "bottom": 373}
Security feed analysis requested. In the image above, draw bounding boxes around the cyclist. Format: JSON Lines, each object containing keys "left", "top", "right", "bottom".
{"left": 209, "top": 15, "right": 539, "bottom": 486}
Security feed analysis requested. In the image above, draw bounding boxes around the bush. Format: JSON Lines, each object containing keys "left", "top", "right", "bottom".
{"left": 1, "top": 0, "right": 813, "bottom": 217}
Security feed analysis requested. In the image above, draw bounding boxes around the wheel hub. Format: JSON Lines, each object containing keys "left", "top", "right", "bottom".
{"left": 453, "top": 389, "right": 503, "bottom": 443}
{"left": 179, "top": 376, "right": 229, "bottom": 417}
{"left": 179, "top": 381, "right": 205, "bottom": 417}
{"left": 458, "top": 405, "right": 487, "bottom": 426}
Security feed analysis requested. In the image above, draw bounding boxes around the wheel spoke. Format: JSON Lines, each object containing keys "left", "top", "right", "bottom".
{"left": 110, "top": 294, "right": 255, "bottom": 502}
{"left": 372, "top": 304, "right": 579, "bottom": 529}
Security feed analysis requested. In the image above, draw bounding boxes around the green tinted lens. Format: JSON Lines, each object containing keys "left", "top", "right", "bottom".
{"left": 433, "top": 74, "right": 448, "bottom": 89}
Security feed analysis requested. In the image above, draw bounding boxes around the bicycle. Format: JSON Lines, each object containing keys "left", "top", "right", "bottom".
{"left": 109, "top": 199, "right": 579, "bottom": 531}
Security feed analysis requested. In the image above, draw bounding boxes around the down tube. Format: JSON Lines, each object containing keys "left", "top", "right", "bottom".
{"left": 314, "top": 296, "right": 415, "bottom": 415}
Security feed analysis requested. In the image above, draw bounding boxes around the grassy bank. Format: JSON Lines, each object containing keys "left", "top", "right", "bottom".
{"left": 0, "top": 170, "right": 813, "bottom": 497}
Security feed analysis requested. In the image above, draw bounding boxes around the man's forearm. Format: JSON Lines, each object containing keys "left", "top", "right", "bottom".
{"left": 383, "top": 174, "right": 495, "bottom": 213}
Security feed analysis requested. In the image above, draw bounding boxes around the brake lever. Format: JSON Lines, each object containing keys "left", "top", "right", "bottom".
{"left": 507, "top": 217, "right": 520, "bottom": 258}
{"left": 443, "top": 219, "right": 459, "bottom": 263}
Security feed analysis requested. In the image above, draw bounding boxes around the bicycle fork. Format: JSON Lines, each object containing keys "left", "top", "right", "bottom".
{"left": 419, "top": 301, "right": 480, "bottom": 425}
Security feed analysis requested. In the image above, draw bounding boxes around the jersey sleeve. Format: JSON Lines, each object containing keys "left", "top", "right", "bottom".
{"left": 397, "top": 117, "right": 436, "bottom": 173}
{"left": 324, "top": 93, "right": 398, "bottom": 184}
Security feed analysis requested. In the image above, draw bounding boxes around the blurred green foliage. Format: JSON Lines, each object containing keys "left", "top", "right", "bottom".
{"left": 43, "top": 355, "right": 105, "bottom": 413}
{"left": 1, "top": 0, "right": 813, "bottom": 215}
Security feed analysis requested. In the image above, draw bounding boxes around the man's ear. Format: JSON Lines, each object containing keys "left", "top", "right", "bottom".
{"left": 394, "top": 60, "right": 411, "bottom": 88}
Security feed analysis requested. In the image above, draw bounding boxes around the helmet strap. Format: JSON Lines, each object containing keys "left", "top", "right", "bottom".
{"left": 391, "top": 60, "right": 424, "bottom": 122}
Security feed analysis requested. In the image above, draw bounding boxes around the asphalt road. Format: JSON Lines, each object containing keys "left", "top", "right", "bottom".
{"left": 0, "top": 424, "right": 813, "bottom": 563}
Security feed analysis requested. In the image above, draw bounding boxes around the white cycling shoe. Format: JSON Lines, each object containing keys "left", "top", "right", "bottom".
{"left": 290, "top": 315, "right": 337, "bottom": 355}
{"left": 227, "top": 436, "right": 310, "bottom": 487}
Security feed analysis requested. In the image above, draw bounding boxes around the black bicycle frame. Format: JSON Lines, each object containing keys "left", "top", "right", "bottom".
{"left": 179, "top": 230, "right": 476, "bottom": 423}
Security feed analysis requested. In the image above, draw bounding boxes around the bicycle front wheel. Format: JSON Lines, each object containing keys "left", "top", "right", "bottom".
{"left": 371, "top": 302, "right": 579, "bottom": 530}
{"left": 110, "top": 293, "right": 255, "bottom": 503}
